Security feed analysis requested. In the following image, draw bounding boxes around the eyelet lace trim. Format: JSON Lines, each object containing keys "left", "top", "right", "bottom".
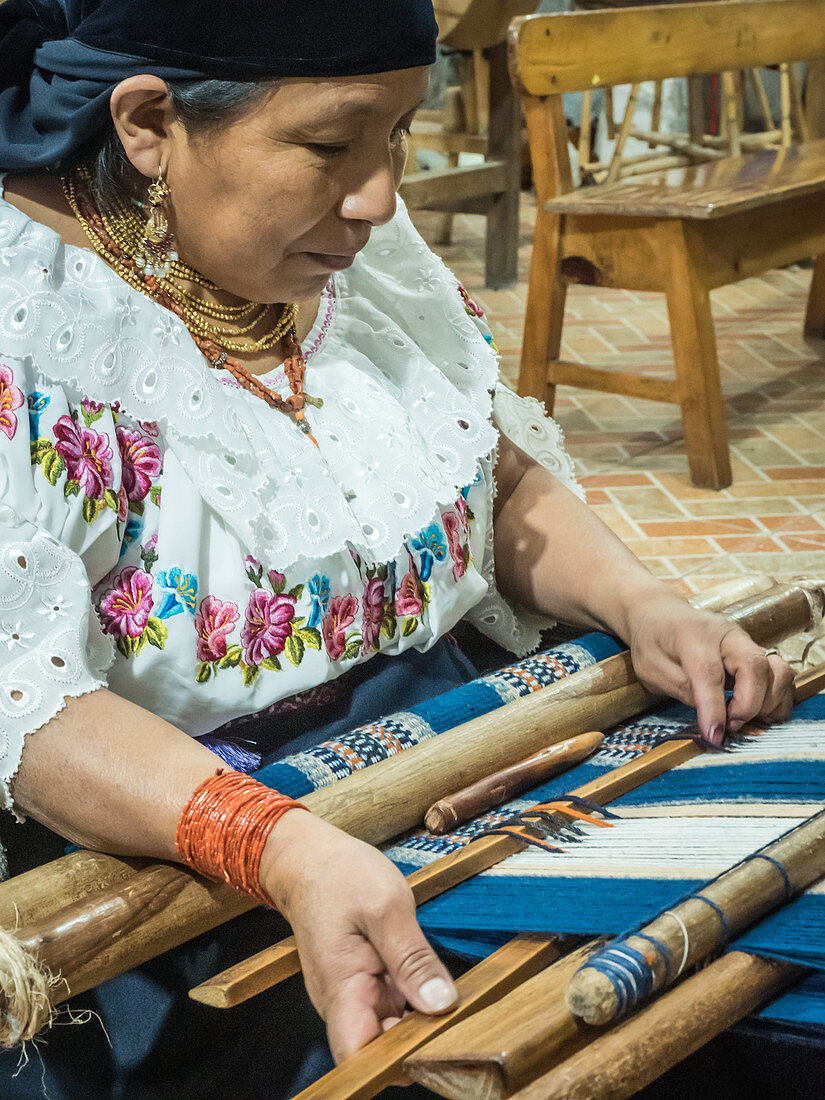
{"left": 0, "top": 195, "right": 498, "bottom": 573}
{"left": 0, "top": 517, "right": 114, "bottom": 816}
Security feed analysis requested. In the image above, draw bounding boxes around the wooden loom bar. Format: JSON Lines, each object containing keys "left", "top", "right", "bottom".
{"left": 509, "top": 953, "right": 805, "bottom": 1100}
{"left": 0, "top": 581, "right": 818, "bottom": 1022}
{"left": 568, "top": 804, "right": 825, "bottom": 1024}
{"left": 290, "top": 933, "right": 566, "bottom": 1100}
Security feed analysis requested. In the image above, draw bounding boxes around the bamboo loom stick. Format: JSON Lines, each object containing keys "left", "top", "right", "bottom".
{"left": 190, "top": 646, "right": 825, "bottom": 1011}
{"left": 567, "top": 804, "right": 825, "bottom": 1025}
{"left": 508, "top": 952, "right": 805, "bottom": 1100}
{"left": 424, "top": 731, "right": 604, "bottom": 834}
{"left": 0, "top": 581, "right": 818, "bottom": 1033}
{"left": 290, "top": 933, "right": 565, "bottom": 1100}
{"left": 402, "top": 939, "right": 607, "bottom": 1100}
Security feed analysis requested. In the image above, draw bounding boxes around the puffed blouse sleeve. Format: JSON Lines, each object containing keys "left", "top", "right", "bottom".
{"left": 454, "top": 293, "right": 586, "bottom": 657}
{"left": 0, "top": 357, "right": 119, "bottom": 814}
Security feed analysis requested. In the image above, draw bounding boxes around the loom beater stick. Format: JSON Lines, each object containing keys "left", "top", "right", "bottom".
{"left": 188, "top": 659, "right": 825, "bottom": 1010}
{"left": 0, "top": 581, "right": 818, "bottom": 1029}
{"left": 290, "top": 933, "right": 565, "bottom": 1100}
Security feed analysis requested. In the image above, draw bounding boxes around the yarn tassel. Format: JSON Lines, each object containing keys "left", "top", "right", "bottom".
{"left": 195, "top": 734, "right": 262, "bottom": 773}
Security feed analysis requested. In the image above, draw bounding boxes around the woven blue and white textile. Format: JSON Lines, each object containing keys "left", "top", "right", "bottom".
{"left": 253, "top": 629, "right": 825, "bottom": 1026}
{"left": 255, "top": 632, "right": 621, "bottom": 797}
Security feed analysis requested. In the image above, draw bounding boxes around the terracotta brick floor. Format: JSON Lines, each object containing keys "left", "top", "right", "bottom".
{"left": 412, "top": 197, "right": 825, "bottom": 613}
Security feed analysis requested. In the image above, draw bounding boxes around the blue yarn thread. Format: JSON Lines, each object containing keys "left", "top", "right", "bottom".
{"left": 633, "top": 932, "right": 673, "bottom": 985}
{"left": 580, "top": 944, "right": 657, "bottom": 1017}
{"left": 685, "top": 893, "right": 732, "bottom": 944}
{"left": 750, "top": 853, "right": 794, "bottom": 901}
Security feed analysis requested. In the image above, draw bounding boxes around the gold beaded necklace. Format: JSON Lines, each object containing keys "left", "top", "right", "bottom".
{"left": 61, "top": 163, "right": 297, "bottom": 353}
{"left": 60, "top": 162, "right": 322, "bottom": 444}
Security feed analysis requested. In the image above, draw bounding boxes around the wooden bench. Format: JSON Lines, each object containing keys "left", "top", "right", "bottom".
{"left": 510, "top": 0, "right": 825, "bottom": 488}
{"left": 398, "top": 1, "right": 536, "bottom": 288}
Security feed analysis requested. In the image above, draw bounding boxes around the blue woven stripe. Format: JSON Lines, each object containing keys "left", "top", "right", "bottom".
{"left": 254, "top": 632, "right": 621, "bottom": 797}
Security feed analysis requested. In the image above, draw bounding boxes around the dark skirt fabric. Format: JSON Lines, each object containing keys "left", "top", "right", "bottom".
{"left": 0, "top": 640, "right": 477, "bottom": 1100}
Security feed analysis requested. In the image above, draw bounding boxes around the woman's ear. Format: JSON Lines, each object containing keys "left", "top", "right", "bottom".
{"left": 109, "top": 75, "right": 179, "bottom": 180}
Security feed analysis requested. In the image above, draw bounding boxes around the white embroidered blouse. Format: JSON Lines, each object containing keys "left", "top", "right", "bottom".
{"left": 0, "top": 189, "right": 582, "bottom": 811}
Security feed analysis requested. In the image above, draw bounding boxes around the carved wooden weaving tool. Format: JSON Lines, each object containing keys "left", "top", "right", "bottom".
{"left": 424, "top": 730, "right": 604, "bottom": 834}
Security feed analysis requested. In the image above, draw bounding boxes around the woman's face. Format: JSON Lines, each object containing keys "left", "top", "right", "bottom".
{"left": 159, "top": 68, "right": 430, "bottom": 303}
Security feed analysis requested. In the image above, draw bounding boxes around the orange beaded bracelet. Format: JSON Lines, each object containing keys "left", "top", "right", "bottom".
{"left": 175, "top": 770, "right": 308, "bottom": 907}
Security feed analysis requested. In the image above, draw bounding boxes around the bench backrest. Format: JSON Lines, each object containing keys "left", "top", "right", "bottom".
{"left": 509, "top": 0, "right": 825, "bottom": 95}
{"left": 435, "top": 0, "right": 537, "bottom": 51}
{"left": 508, "top": 0, "right": 825, "bottom": 202}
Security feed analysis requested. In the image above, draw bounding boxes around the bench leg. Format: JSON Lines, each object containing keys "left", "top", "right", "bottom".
{"left": 804, "top": 253, "right": 825, "bottom": 339}
{"left": 484, "top": 41, "right": 521, "bottom": 289}
{"left": 664, "top": 222, "right": 732, "bottom": 490}
{"left": 517, "top": 211, "right": 567, "bottom": 412}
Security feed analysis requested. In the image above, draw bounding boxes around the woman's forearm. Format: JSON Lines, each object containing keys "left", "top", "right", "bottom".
{"left": 493, "top": 446, "right": 677, "bottom": 640}
{"left": 12, "top": 688, "right": 224, "bottom": 860}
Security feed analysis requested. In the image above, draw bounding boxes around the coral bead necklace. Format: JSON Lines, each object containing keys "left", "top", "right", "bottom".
{"left": 61, "top": 163, "right": 321, "bottom": 444}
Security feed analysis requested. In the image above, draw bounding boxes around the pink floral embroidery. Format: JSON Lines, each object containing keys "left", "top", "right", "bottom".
{"left": 116, "top": 425, "right": 163, "bottom": 502}
{"left": 322, "top": 594, "right": 359, "bottom": 661}
{"left": 116, "top": 485, "right": 129, "bottom": 523}
{"left": 139, "top": 420, "right": 159, "bottom": 437}
{"left": 395, "top": 559, "right": 423, "bottom": 618}
{"left": 361, "top": 577, "right": 385, "bottom": 653}
{"left": 53, "top": 414, "right": 114, "bottom": 498}
{"left": 99, "top": 566, "right": 154, "bottom": 637}
{"left": 443, "top": 511, "right": 466, "bottom": 581}
{"left": 0, "top": 365, "right": 25, "bottom": 440}
{"left": 195, "top": 595, "right": 241, "bottom": 662}
{"left": 82, "top": 398, "right": 104, "bottom": 419}
{"left": 241, "top": 589, "right": 297, "bottom": 665}
{"left": 454, "top": 494, "right": 470, "bottom": 534}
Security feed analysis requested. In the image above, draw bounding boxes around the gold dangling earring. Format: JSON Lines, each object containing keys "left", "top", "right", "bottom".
{"left": 135, "top": 166, "right": 177, "bottom": 279}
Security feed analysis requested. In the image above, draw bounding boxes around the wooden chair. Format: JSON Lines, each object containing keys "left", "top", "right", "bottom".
{"left": 398, "top": 1, "right": 536, "bottom": 288}
{"left": 511, "top": 0, "right": 825, "bottom": 488}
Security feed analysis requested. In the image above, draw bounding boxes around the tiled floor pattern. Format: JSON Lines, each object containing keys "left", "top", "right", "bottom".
{"left": 412, "top": 197, "right": 825, "bottom": 662}
{"left": 413, "top": 201, "right": 825, "bottom": 585}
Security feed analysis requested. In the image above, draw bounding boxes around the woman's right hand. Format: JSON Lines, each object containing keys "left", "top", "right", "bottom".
{"left": 260, "top": 809, "right": 458, "bottom": 1063}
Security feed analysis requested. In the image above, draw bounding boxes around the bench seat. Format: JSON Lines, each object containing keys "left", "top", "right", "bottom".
{"left": 544, "top": 138, "right": 825, "bottom": 219}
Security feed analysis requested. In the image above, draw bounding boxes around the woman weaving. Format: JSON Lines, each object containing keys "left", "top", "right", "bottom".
{"left": 0, "top": 0, "right": 796, "bottom": 1095}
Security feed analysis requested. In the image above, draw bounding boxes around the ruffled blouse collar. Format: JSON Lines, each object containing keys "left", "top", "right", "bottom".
{"left": 0, "top": 191, "right": 499, "bottom": 570}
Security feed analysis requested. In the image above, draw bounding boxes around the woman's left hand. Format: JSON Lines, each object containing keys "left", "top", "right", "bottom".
{"left": 624, "top": 590, "right": 796, "bottom": 746}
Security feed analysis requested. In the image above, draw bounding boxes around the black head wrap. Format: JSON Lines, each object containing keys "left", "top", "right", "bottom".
{"left": 0, "top": 0, "right": 438, "bottom": 170}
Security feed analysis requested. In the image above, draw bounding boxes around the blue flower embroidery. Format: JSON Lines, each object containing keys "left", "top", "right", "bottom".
{"left": 411, "top": 524, "right": 447, "bottom": 582}
{"left": 155, "top": 567, "right": 198, "bottom": 619}
{"left": 307, "top": 573, "right": 331, "bottom": 629}
{"left": 118, "top": 514, "right": 145, "bottom": 560}
{"left": 27, "top": 392, "right": 50, "bottom": 440}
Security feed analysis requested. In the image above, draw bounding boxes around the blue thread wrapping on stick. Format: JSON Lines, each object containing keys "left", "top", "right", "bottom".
{"left": 685, "top": 893, "right": 732, "bottom": 943}
{"left": 750, "top": 853, "right": 794, "bottom": 900}
{"left": 579, "top": 944, "right": 658, "bottom": 1018}
{"left": 633, "top": 932, "right": 673, "bottom": 985}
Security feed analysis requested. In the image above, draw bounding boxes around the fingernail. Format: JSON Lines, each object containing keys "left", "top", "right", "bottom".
{"left": 706, "top": 724, "right": 725, "bottom": 746}
{"left": 728, "top": 718, "right": 744, "bottom": 733}
{"left": 419, "top": 977, "right": 456, "bottom": 1012}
